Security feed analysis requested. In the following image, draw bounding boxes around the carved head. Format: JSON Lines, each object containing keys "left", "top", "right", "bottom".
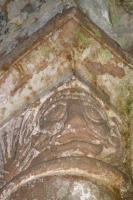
{"left": 0, "top": 88, "right": 130, "bottom": 200}
{"left": 35, "top": 88, "right": 124, "bottom": 166}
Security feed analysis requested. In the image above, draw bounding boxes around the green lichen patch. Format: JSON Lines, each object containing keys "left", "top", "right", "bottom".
{"left": 76, "top": 32, "right": 91, "bottom": 44}
{"left": 115, "top": 72, "right": 133, "bottom": 115}
{"left": 123, "top": 104, "right": 132, "bottom": 115}
{"left": 44, "top": 45, "right": 54, "bottom": 53}
{"left": 98, "top": 49, "right": 112, "bottom": 65}
{"left": 37, "top": 45, "right": 54, "bottom": 58}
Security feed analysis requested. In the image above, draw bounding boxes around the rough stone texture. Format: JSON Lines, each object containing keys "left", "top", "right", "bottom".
{"left": 0, "top": 0, "right": 76, "bottom": 58}
{"left": 8, "top": 176, "right": 118, "bottom": 200}
{"left": 0, "top": 6, "right": 133, "bottom": 200}
{"left": 75, "top": 0, "right": 133, "bottom": 54}
{"left": 1, "top": 0, "right": 133, "bottom": 58}
{"left": 0, "top": 8, "right": 133, "bottom": 199}
{"left": 0, "top": 84, "right": 125, "bottom": 183}
{"left": 0, "top": 8, "right": 133, "bottom": 126}
{"left": 0, "top": 156, "right": 132, "bottom": 199}
{"left": 118, "top": 0, "right": 133, "bottom": 14}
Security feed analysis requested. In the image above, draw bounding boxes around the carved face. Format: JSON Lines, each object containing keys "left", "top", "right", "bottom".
{"left": 0, "top": 89, "right": 127, "bottom": 200}
{"left": 35, "top": 89, "right": 124, "bottom": 165}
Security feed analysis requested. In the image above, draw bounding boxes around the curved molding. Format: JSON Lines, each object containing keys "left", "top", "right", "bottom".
{"left": 0, "top": 157, "right": 132, "bottom": 200}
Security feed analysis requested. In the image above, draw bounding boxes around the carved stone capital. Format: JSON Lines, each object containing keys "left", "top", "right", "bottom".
{"left": 0, "top": 8, "right": 133, "bottom": 200}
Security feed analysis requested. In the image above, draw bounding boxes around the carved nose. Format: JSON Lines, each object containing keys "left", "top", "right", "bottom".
{"left": 67, "top": 103, "right": 86, "bottom": 127}
{"left": 67, "top": 114, "right": 87, "bottom": 127}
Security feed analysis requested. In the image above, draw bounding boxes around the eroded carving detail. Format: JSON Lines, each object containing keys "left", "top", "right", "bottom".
{"left": 0, "top": 110, "right": 40, "bottom": 186}
{"left": 0, "top": 88, "right": 131, "bottom": 200}
{"left": 33, "top": 88, "right": 124, "bottom": 166}
{"left": 0, "top": 88, "right": 125, "bottom": 185}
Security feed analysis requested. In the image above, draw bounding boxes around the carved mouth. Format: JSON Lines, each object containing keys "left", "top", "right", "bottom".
{"left": 52, "top": 140, "right": 103, "bottom": 157}
{"left": 55, "top": 131, "right": 112, "bottom": 149}
{"left": 32, "top": 139, "right": 103, "bottom": 166}
{"left": 33, "top": 130, "right": 114, "bottom": 165}
{"left": 50, "top": 130, "right": 113, "bottom": 158}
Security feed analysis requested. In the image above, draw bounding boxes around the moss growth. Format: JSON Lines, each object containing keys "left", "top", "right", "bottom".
{"left": 76, "top": 32, "right": 90, "bottom": 44}
{"left": 98, "top": 49, "right": 112, "bottom": 64}
{"left": 38, "top": 45, "right": 54, "bottom": 58}
{"left": 116, "top": 79, "right": 133, "bottom": 115}
{"left": 123, "top": 104, "right": 132, "bottom": 115}
{"left": 44, "top": 45, "right": 53, "bottom": 53}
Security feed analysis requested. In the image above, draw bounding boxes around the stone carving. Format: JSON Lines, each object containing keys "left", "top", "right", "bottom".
{"left": 0, "top": 87, "right": 132, "bottom": 199}
{"left": 32, "top": 88, "right": 124, "bottom": 166}
{"left": 0, "top": 110, "right": 39, "bottom": 186}
{"left": 2, "top": 88, "right": 123, "bottom": 178}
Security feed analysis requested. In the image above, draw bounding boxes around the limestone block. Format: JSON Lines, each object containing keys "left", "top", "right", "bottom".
{"left": 0, "top": 8, "right": 133, "bottom": 200}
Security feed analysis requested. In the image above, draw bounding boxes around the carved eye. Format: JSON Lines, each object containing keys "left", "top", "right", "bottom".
{"left": 45, "top": 104, "right": 66, "bottom": 121}
{"left": 85, "top": 105, "right": 103, "bottom": 122}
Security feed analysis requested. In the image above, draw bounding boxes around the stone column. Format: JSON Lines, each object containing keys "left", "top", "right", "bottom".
{"left": 0, "top": 8, "right": 133, "bottom": 200}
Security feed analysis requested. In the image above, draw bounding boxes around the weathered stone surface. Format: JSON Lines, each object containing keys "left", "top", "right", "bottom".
{"left": 0, "top": 8, "right": 133, "bottom": 126}
{"left": 0, "top": 0, "right": 76, "bottom": 56}
{"left": 0, "top": 156, "right": 132, "bottom": 199}
{"left": 0, "top": 7, "right": 133, "bottom": 200}
{"left": 1, "top": 0, "right": 133, "bottom": 58}
{"left": 35, "top": 88, "right": 124, "bottom": 165}
{"left": 118, "top": 0, "right": 133, "bottom": 14}
{"left": 0, "top": 78, "right": 132, "bottom": 199}
{"left": 74, "top": 0, "right": 133, "bottom": 54}
{"left": 6, "top": 176, "right": 120, "bottom": 200}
